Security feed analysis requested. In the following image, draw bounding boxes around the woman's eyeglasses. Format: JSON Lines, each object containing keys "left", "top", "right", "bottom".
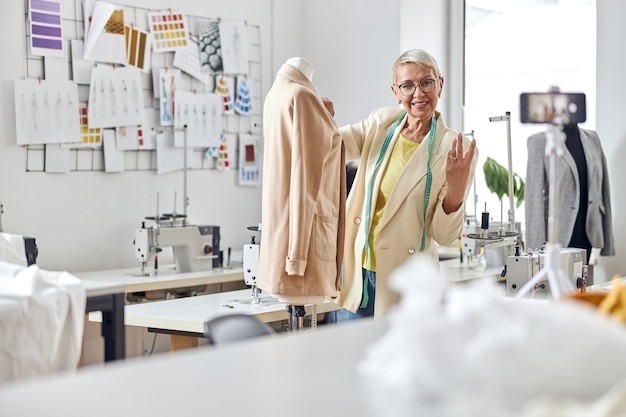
{"left": 396, "top": 78, "right": 438, "bottom": 96}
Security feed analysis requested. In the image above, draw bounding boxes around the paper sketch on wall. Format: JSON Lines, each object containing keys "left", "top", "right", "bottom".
{"left": 70, "top": 40, "right": 95, "bottom": 84}
{"left": 234, "top": 76, "right": 252, "bottom": 115}
{"left": 215, "top": 75, "right": 235, "bottom": 115}
{"left": 173, "top": 37, "right": 210, "bottom": 85}
{"left": 147, "top": 9, "right": 188, "bottom": 53}
{"left": 198, "top": 19, "right": 222, "bottom": 73}
{"left": 238, "top": 134, "right": 260, "bottom": 186}
{"left": 29, "top": 0, "right": 64, "bottom": 57}
{"left": 156, "top": 131, "right": 193, "bottom": 175}
{"left": 174, "top": 91, "right": 222, "bottom": 148}
{"left": 116, "top": 108, "right": 157, "bottom": 150}
{"left": 83, "top": 1, "right": 126, "bottom": 65}
{"left": 14, "top": 79, "right": 80, "bottom": 145}
{"left": 155, "top": 69, "right": 181, "bottom": 126}
{"left": 125, "top": 25, "right": 151, "bottom": 72}
{"left": 219, "top": 19, "right": 250, "bottom": 75}
{"left": 60, "top": 102, "right": 103, "bottom": 148}
{"left": 88, "top": 65, "right": 144, "bottom": 128}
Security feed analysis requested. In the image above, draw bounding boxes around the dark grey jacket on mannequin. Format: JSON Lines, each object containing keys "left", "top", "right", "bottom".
{"left": 525, "top": 127, "right": 614, "bottom": 256}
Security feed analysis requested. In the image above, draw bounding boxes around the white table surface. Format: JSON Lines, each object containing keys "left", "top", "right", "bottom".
{"left": 439, "top": 258, "right": 504, "bottom": 283}
{"left": 81, "top": 280, "right": 125, "bottom": 298}
{"left": 0, "top": 317, "right": 390, "bottom": 416}
{"left": 91, "top": 288, "right": 341, "bottom": 334}
{"left": 76, "top": 265, "right": 244, "bottom": 293}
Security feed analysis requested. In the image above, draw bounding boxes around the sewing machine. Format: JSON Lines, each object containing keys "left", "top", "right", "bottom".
{"left": 505, "top": 247, "right": 587, "bottom": 297}
{"left": 461, "top": 220, "right": 521, "bottom": 269}
{"left": 134, "top": 222, "right": 220, "bottom": 274}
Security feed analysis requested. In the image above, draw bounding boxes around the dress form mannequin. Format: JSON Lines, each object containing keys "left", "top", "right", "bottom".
{"left": 269, "top": 57, "right": 326, "bottom": 307}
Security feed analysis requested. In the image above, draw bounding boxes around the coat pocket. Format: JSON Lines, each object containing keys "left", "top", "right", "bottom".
{"left": 315, "top": 214, "right": 338, "bottom": 261}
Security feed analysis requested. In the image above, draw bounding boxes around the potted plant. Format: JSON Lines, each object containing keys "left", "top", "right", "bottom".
{"left": 483, "top": 157, "right": 524, "bottom": 208}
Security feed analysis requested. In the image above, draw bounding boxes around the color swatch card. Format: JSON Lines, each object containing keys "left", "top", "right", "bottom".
{"left": 29, "top": 0, "right": 64, "bottom": 57}
{"left": 125, "top": 25, "right": 151, "bottom": 72}
{"left": 238, "top": 134, "right": 261, "bottom": 186}
{"left": 234, "top": 76, "right": 252, "bottom": 115}
{"left": 147, "top": 10, "right": 188, "bottom": 52}
{"left": 77, "top": 102, "right": 102, "bottom": 147}
{"left": 215, "top": 75, "right": 235, "bottom": 115}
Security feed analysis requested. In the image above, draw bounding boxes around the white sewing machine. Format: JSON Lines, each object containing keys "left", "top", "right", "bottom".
{"left": 461, "top": 220, "right": 521, "bottom": 269}
{"left": 134, "top": 223, "right": 220, "bottom": 274}
{"left": 504, "top": 247, "right": 587, "bottom": 297}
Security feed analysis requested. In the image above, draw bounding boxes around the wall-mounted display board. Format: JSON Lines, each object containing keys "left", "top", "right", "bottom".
{"left": 19, "top": 0, "right": 263, "bottom": 180}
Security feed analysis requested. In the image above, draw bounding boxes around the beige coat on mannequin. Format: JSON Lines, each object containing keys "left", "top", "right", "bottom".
{"left": 258, "top": 63, "right": 345, "bottom": 300}
{"left": 335, "top": 107, "right": 476, "bottom": 317}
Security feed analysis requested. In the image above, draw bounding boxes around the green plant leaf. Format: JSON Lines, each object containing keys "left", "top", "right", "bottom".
{"left": 482, "top": 157, "right": 525, "bottom": 206}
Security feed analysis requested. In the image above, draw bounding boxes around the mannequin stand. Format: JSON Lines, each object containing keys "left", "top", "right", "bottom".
{"left": 515, "top": 125, "right": 575, "bottom": 298}
{"left": 286, "top": 305, "right": 306, "bottom": 331}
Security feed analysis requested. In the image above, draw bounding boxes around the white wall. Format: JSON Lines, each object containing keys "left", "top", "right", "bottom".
{"left": 596, "top": 0, "right": 626, "bottom": 278}
{"left": 0, "top": 0, "right": 273, "bottom": 273}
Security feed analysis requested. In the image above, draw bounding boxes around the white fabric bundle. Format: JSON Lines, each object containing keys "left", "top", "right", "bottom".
{"left": 0, "top": 261, "right": 85, "bottom": 385}
{"left": 359, "top": 255, "right": 626, "bottom": 417}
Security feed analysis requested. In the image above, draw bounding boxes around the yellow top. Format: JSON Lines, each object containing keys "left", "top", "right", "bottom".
{"left": 364, "top": 133, "right": 419, "bottom": 271}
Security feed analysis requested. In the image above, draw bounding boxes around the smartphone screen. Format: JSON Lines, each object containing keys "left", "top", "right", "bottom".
{"left": 520, "top": 92, "right": 586, "bottom": 124}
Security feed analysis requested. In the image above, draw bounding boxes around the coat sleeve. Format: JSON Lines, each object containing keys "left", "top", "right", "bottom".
{"left": 525, "top": 133, "right": 548, "bottom": 251}
{"left": 595, "top": 131, "right": 616, "bottom": 256}
{"left": 285, "top": 92, "right": 329, "bottom": 276}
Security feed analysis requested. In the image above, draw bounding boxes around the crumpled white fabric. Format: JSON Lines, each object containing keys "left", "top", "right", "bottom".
{"left": 358, "top": 254, "right": 626, "bottom": 417}
{"left": 0, "top": 261, "right": 85, "bottom": 385}
{"left": 0, "top": 232, "right": 27, "bottom": 266}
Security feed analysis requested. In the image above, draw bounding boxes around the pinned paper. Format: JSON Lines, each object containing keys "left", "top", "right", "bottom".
{"left": 155, "top": 69, "right": 180, "bottom": 126}
{"left": 219, "top": 19, "right": 250, "bottom": 75}
{"left": 87, "top": 65, "right": 145, "bottom": 128}
{"left": 173, "top": 38, "right": 210, "bottom": 84}
{"left": 147, "top": 9, "right": 188, "bottom": 53}
{"left": 234, "top": 76, "right": 252, "bottom": 115}
{"left": 125, "top": 25, "right": 151, "bottom": 72}
{"left": 217, "top": 133, "right": 230, "bottom": 170}
{"left": 174, "top": 91, "right": 222, "bottom": 148}
{"left": 198, "top": 19, "right": 222, "bottom": 73}
{"left": 83, "top": 1, "right": 126, "bottom": 65}
{"left": 29, "top": 0, "right": 64, "bottom": 57}
{"left": 14, "top": 79, "right": 80, "bottom": 145}
{"left": 215, "top": 75, "right": 234, "bottom": 115}
{"left": 238, "top": 134, "right": 260, "bottom": 186}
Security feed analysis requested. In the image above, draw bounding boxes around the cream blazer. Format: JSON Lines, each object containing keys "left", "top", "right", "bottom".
{"left": 335, "top": 107, "right": 477, "bottom": 316}
{"left": 258, "top": 64, "right": 346, "bottom": 299}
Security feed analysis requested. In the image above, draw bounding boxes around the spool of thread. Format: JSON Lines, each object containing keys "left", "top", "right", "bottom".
{"left": 481, "top": 211, "right": 489, "bottom": 230}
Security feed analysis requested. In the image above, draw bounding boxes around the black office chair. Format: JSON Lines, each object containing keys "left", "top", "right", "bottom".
{"left": 204, "top": 313, "right": 277, "bottom": 345}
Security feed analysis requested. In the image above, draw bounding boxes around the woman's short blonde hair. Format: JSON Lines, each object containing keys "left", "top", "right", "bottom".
{"left": 392, "top": 49, "right": 441, "bottom": 82}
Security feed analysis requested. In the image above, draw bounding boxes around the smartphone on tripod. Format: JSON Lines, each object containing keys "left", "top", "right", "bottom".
{"left": 520, "top": 92, "right": 586, "bottom": 124}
